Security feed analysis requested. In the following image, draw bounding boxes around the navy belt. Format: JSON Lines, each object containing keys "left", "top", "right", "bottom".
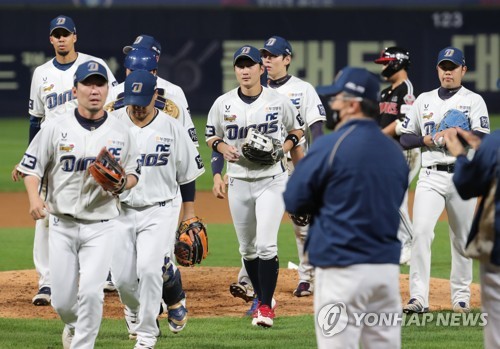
{"left": 427, "top": 164, "right": 455, "bottom": 173}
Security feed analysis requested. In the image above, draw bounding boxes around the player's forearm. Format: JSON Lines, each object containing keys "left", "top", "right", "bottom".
{"left": 125, "top": 174, "right": 138, "bottom": 190}
{"left": 310, "top": 121, "right": 324, "bottom": 141}
{"left": 400, "top": 133, "right": 430, "bottom": 150}
{"left": 24, "top": 175, "right": 41, "bottom": 203}
{"left": 181, "top": 201, "right": 196, "bottom": 221}
{"left": 29, "top": 115, "right": 42, "bottom": 143}
{"left": 283, "top": 129, "right": 304, "bottom": 153}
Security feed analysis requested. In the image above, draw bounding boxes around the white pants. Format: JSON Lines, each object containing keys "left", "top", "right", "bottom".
{"left": 481, "top": 261, "right": 500, "bottom": 349}
{"left": 111, "top": 200, "right": 181, "bottom": 347}
{"left": 228, "top": 173, "right": 287, "bottom": 260}
{"left": 397, "top": 148, "right": 421, "bottom": 247}
{"left": 314, "top": 264, "right": 401, "bottom": 349}
{"left": 410, "top": 168, "right": 475, "bottom": 307}
{"left": 293, "top": 223, "right": 314, "bottom": 282}
{"left": 34, "top": 216, "right": 50, "bottom": 289}
{"left": 49, "top": 215, "right": 115, "bottom": 349}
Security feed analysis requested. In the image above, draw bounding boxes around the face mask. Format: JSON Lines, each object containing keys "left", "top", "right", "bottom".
{"left": 326, "top": 109, "right": 341, "bottom": 130}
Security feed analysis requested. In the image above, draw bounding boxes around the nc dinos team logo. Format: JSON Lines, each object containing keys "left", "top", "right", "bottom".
{"left": 317, "top": 302, "right": 348, "bottom": 337}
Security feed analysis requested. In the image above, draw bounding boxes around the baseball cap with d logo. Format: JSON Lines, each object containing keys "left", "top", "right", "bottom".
{"left": 124, "top": 70, "right": 157, "bottom": 107}
{"left": 49, "top": 15, "right": 76, "bottom": 35}
{"left": 437, "top": 47, "right": 465, "bottom": 66}
{"left": 260, "top": 36, "right": 293, "bottom": 56}
{"left": 233, "top": 45, "right": 262, "bottom": 65}
{"left": 74, "top": 61, "right": 108, "bottom": 84}
{"left": 123, "top": 35, "right": 162, "bottom": 58}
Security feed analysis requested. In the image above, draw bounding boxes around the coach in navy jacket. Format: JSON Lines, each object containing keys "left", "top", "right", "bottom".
{"left": 445, "top": 129, "right": 500, "bottom": 349}
{"left": 284, "top": 67, "right": 408, "bottom": 349}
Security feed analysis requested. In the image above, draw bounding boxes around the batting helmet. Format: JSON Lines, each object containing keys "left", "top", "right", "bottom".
{"left": 124, "top": 48, "right": 158, "bottom": 71}
{"left": 374, "top": 47, "right": 411, "bottom": 78}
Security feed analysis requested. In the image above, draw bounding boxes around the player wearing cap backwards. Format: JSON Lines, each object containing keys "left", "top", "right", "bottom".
{"left": 111, "top": 70, "right": 204, "bottom": 348}
{"left": 11, "top": 14, "right": 117, "bottom": 306}
{"left": 207, "top": 45, "right": 304, "bottom": 327}
{"left": 400, "top": 47, "right": 490, "bottom": 314}
{"left": 374, "top": 46, "right": 419, "bottom": 265}
{"left": 17, "top": 61, "right": 140, "bottom": 349}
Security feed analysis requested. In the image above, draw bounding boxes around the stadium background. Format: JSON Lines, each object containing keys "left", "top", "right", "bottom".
{"left": 0, "top": 1, "right": 499, "bottom": 348}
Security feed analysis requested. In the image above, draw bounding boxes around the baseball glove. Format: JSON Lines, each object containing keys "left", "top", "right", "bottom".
{"left": 436, "top": 109, "right": 471, "bottom": 133}
{"left": 88, "top": 147, "right": 127, "bottom": 195}
{"left": 174, "top": 216, "right": 208, "bottom": 267}
{"left": 242, "top": 129, "right": 284, "bottom": 166}
{"left": 288, "top": 213, "right": 311, "bottom": 227}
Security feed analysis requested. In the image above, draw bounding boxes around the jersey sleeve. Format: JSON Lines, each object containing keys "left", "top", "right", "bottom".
{"left": 283, "top": 96, "right": 304, "bottom": 132}
{"left": 303, "top": 83, "right": 327, "bottom": 127}
{"left": 469, "top": 94, "right": 490, "bottom": 134}
{"left": 400, "top": 95, "right": 422, "bottom": 136}
{"left": 175, "top": 99, "right": 199, "bottom": 147}
{"left": 205, "top": 97, "right": 224, "bottom": 142}
{"left": 28, "top": 67, "right": 45, "bottom": 118}
{"left": 17, "top": 122, "right": 55, "bottom": 178}
{"left": 175, "top": 123, "right": 205, "bottom": 185}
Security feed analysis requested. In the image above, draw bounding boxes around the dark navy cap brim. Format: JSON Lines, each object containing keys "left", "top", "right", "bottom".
{"left": 75, "top": 72, "right": 108, "bottom": 84}
{"left": 316, "top": 83, "right": 342, "bottom": 97}
{"left": 124, "top": 95, "right": 153, "bottom": 107}
{"left": 233, "top": 54, "right": 261, "bottom": 65}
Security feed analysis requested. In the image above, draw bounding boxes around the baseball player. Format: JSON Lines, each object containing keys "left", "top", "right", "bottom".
{"left": 111, "top": 70, "right": 204, "bottom": 349}
{"left": 11, "top": 14, "right": 117, "bottom": 306}
{"left": 228, "top": 36, "right": 326, "bottom": 306}
{"left": 446, "top": 128, "right": 500, "bottom": 349}
{"left": 207, "top": 45, "right": 304, "bottom": 327}
{"left": 106, "top": 48, "right": 199, "bottom": 329}
{"left": 374, "top": 46, "right": 419, "bottom": 265}
{"left": 16, "top": 61, "right": 140, "bottom": 349}
{"left": 285, "top": 66, "right": 408, "bottom": 349}
{"left": 400, "top": 47, "right": 490, "bottom": 314}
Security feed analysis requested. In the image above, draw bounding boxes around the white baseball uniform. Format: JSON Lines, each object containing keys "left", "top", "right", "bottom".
{"left": 401, "top": 86, "right": 490, "bottom": 308}
{"left": 268, "top": 75, "right": 326, "bottom": 284}
{"left": 206, "top": 87, "right": 303, "bottom": 260}
{"left": 110, "top": 108, "right": 204, "bottom": 347}
{"left": 17, "top": 111, "right": 140, "bottom": 349}
{"left": 28, "top": 53, "right": 117, "bottom": 292}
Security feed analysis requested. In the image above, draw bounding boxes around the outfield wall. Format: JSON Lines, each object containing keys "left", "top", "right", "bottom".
{"left": 0, "top": 7, "right": 499, "bottom": 117}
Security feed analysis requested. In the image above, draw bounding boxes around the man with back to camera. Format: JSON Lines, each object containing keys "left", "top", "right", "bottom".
{"left": 284, "top": 66, "right": 408, "bottom": 349}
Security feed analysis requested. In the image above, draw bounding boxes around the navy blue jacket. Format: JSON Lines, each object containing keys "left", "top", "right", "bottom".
{"left": 283, "top": 118, "right": 408, "bottom": 267}
{"left": 453, "top": 130, "right": 500, "bottom": 266}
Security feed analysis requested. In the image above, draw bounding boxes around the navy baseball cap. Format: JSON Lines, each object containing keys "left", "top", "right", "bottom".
{"left": 260, "top": 36, "right": 292, "bottom": 56}
{"left": 124, "top": 48, "right": 158, "bottom": 71}
{"left": 123, "top": 35, "right": 162, "bottom": 57}
{"left": 74, "top": 61, "right": 108, "bottom": 84}
{"left": 49, "top": 15, "right": 76, "bottom": 35}
{"left": 233, "top": 45, "right": 262, "bottom": 65}
{"left": 316, "top": 66, "right": 380, "bottom": 102}
{"left": 124, "top": 70, "right": 157, "bottom": 107}
{"left": 437, "top": 47, "right": 465, "bottom": 66}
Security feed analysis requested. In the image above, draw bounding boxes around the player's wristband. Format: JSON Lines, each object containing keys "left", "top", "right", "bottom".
{"left": 211, "top": 151, "right": 224, "bottom": 176}
{"left": 212, "top": 139, "right": 225, "bottom": 153}
{"left": 285, "top": 134, "right": 300, "bottom": 148}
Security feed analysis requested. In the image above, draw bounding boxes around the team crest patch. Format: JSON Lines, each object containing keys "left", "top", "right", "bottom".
{"left": 480, "top": 116, "right": 489, "bottom": 129}
{"left": 224, "top": 114, "right": 237, "bottom": 122}
{"left": 422, "top": 112, "right": 434, "bottom": 120}
{"left": 43, "top": 84, "right": 55, "bottom": 92}
{"left": 59, "top": 143, "right": 74, "bottom": 152}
